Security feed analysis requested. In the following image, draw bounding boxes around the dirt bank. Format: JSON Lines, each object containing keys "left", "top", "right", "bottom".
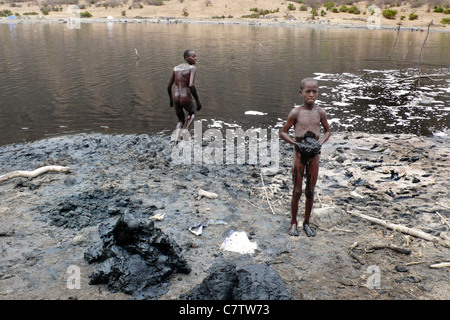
{"left": 0, "top": 130, "right": 449, "bottom": 300}
{"left": 1, "top": 0, "right": 449, "bottom": 31}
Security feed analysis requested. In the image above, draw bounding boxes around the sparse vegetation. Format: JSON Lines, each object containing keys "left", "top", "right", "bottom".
{"left": 324, "top": 2, "right": 335, "bottom": 11}
{"left": 409, "top": 12, "right": 419, "bottom": 20}
{"left": 80, "top": 11, "right": 92, "bottom": 18}
{"left": 244, "top": 7, "right": 278, "bottom": 18}
{"left": 382, "top": 8, "right": 398, "bottom": 19}
{"left": 1, "top": 0, "right": 450, "bottom": 25}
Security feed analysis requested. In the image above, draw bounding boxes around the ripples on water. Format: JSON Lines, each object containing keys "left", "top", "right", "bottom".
{"left": 0, "top": 22, "right": 448, "bottom": 146}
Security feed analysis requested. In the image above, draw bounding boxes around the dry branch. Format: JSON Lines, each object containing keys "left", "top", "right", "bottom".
{"left": 367, "top": 244, "right": 412, "bottom": 255}
{"left": 0, "top": 166, "right": 71, "bottom": 184}
{"left": 398, "top": 74, "right": 445, "bottom": 82}
{"left": 348, "top": 210, "right": 450, "bottom": 249}
{"left": 429, "top": 262, "right": 450, "bottom": 269}
{"left": 260, "top": 172, "right": 276, "bottom": 215}
{"left": 417, "top": 20, "right": 433, "bottom": 73}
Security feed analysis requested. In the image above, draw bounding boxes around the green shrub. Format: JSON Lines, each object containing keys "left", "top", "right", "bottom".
{"left": 409, "top": 13, "right": 418, "bottom": 20}
{"left": 40, "top": 8, "right": 49, "bottom": 15}
{"left": 332, "top": 7, "right": 339, "bottom": 13}
{"left": 441, "top": 17, "right": 450, "bottom": 24}
{"left": 324, "top": 2, "right": 335, "bottom": 11}
{"left": 0, "top": 9, "right": 13, "bottom": 17}
{"left": 340, "top": 5, "right": 348, "bottom": 12}
{"left": 80, "top": 11, "right": 92, "bottom": 18}
{"left": 382, "top": 9, "right": 397, "bottom": 19}
{"left": 287, "top": 3, "right": 295, "bottom": 11}
{"left": 348, "top": 5, "right": 360, "bottom": 14}
{"left": 242, "top": 13, "right": 260, "bottom": 18}
{"left": 299, "top": 5, "right": 307, "bottom": 11}
{"left": 433, "top": 6, "right": 444, "bottom": 13}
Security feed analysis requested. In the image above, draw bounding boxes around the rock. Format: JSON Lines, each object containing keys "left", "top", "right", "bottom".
{"left": 310, "top": 206, "right": 347, "bottom": 228}
{"left": 395, "top": 264, "right": 409, "bottom": 272}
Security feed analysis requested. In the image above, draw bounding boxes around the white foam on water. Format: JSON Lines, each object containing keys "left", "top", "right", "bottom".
{"left": 245, "top": 111, "right": 267, "bottom": 116}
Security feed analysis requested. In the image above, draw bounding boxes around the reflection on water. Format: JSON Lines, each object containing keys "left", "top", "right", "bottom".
{"left": 0, "top": 22, "right": 448, "bottom": 146}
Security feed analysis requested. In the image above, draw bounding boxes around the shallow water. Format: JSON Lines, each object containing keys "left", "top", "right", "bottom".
{"left": 0, "top": 22, "right": 448, "bottom": 146}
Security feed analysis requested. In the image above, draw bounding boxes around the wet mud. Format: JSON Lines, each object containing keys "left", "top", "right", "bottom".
{"left": 0, "top": 130, "right": 449, "bottom": 300}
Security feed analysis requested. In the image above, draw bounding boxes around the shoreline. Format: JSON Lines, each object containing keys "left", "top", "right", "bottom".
{"left": 3, "top": 16, "right": 449, "bottom": 34}
{"left": 1, "top": 0, "right": 450, "bottom": 33}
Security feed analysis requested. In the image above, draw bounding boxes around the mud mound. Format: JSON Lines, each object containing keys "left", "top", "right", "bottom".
{"left": 180, "top": 261, "right": 291, "bottom": 300}
{"left": 84, "top": 211, "right": 191, "bottom": 299}
{"left": 37, "top": 187, "right": 136, "bottom": 230}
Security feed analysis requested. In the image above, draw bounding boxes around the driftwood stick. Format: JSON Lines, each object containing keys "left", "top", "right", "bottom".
{"left": 435, "top": 211, "right": 450, "bottom": 229}
{"left": 403, "top": 40, "right": 411, "bottom": 60}
{"left": 417, "top": 20, "right": 433, "bottom": 73}
{"left": 388, "top": 25, "right": 400, "bottom": 59}
{"left": 367, "top": 244, "right": 412, "bottom": 255}
{"left": 348, "top": 210, "right": 450, "bottom": 248}
{"left": 398, "top": 74, "right": 445, "bottom": 82}
{"left": 429, "top": 262, "right": 450, "bottom": 269}
{"left": 0, "top": 166, "right": 71, "bottom": 184}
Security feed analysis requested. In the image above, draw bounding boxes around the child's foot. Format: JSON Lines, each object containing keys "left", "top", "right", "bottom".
{"left": 289, "top": 224, "right": 299, "bottom": 236}
{"left": 303, "top": 223, "right": 316, "bottom": 237}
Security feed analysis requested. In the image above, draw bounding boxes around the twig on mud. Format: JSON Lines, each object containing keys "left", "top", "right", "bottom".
{"left": 429, "top": 262, "right": 450, "bottom": 269}
{"left": 348, "top": 210, "right": 450, "bottom": 249}
{"left": 260, "top": 172, "right": 276, "bottom": 215}
{"left": 243, "top": 199, "right": 266, "bottom": 210}
{"left": 318, "top": 226, "right": 354, "bottom": 233}
{"left": 366, "top": 244, "right": 412, "bottom": 255}
{"left": 0, "top": 165, "right": 71, "bottom": 184}
{"left": 438, "top": 202, "right": 450, "bottom": 210}
{"left": 435, "top": 211, "right": 450, "bottom": 229}
{"left": 348, "top": 242, "right": 365, "bottom": 265}
{"left": 405, "top": 261, "right": 427, "bottom": 266}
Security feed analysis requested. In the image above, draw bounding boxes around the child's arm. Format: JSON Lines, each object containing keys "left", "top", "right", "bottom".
{"left": 319, "top": 108, "right": 331, "bottom": 144}
{"left": 280, "top": 109, "right": 298, "bottom": 146}
{"left": 167, "top": 72, "right": 175, "bottom": 107}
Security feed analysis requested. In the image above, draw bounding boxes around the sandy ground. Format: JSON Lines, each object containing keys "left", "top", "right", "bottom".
{"left": 1, "top": 0, "right": 449, "bottom": 30}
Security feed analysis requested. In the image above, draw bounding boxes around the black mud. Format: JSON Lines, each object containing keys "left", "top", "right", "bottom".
{"left": 0, "top": 131, "right": 449, "bottom": 300}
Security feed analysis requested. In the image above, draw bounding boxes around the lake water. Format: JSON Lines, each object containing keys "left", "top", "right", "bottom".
{"left": 0, "top": 22, "right": 449, "bottom": 146}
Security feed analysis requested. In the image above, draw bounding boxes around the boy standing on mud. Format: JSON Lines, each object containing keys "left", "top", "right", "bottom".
{"left": 280, "top": 77, "right": 331, "bottom": 237}
{"left": 167, "top": 49, "right": 202, "bottom": 147}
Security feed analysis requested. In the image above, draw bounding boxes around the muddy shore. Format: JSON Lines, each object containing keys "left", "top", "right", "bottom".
{"left": 0, "top": 130, "right": 449, "bottom": 300}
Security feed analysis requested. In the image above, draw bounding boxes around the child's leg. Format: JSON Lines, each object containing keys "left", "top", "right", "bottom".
{"left": 290, "top": 154, "right": 304, "bottom": 236}
{"left": 303, "top": 155, "right": 320, "bottom": 237}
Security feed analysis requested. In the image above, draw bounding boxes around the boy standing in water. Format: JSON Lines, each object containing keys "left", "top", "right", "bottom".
{"left": 167, "top": 49, "right": 202, "bottom": 147}
{"left": 280, "top": 78, "right": 331, "bottom": 237}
